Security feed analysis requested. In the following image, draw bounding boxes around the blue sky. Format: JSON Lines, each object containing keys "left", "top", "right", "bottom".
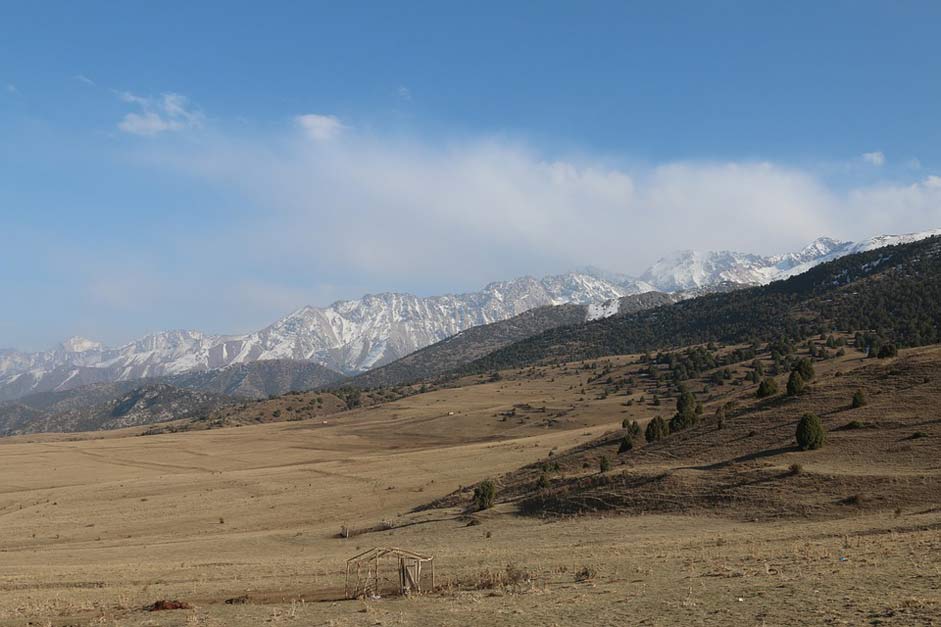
{"left": 2, "top": 2, "right": 941, "bottom": 350}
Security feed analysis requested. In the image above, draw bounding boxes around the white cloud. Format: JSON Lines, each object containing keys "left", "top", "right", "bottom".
{"left": 21, "top": 116, "right": 941, "bottom": 349}
{"left": 295, "top": 113, "right": 345, "bottom": 141}
{"left": 6, "top": 83, "right": 19, "bottom": 95}
{"left": 862, "top": 151, "right": 886, "bottom": 166}
{"left": 118, "top": 112, "right": 185, "bottom": 135}
{"left": 74, "top": 74, "right": 96, "bottom": 86}
{"left": 116, "top": 91, "right": 203, "bottom": 136}
{"left": 397, "top": 86, "right": 412, "bottom": 101}
{"left": 129, "top": 119, "right": 941, "bottom": 295}
{"left": 843, "top": 175, "right": 941, "bottom": 234}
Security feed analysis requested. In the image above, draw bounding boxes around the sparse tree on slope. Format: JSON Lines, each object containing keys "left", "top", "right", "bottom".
{"left": 795, "top": 413, "right": 825, "bottom": 450}
{"left": 645, "top": 416, "right": 669, "bottom": 443}
{"left": 786, "top": 370, "right": 805, "bottom": 396}
{"left": 757, "top": 377, "right": 779, "bottom": 398}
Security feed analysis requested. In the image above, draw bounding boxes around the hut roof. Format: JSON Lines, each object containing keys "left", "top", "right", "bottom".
{"left": 346, "top": 547, "right": 433, "bottom": 563}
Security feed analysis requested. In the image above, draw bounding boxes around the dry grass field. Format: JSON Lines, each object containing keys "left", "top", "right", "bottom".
{"left": 1, "top": 343, "right": 939, "bottom": 625}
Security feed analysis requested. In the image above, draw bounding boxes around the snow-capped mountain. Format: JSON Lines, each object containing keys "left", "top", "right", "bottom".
{"left": 0, "top": 273, "right": 633, "bottom": 401}
{"left": 2, "top": 228, "right": 938, "bottom": 402}
{"left": 636, "top": 230, "right": 941, "bottom": 292}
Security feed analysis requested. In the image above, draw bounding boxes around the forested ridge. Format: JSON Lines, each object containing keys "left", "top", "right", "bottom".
{"left": 461, "top": 236, "right": 941, "bottom": 373}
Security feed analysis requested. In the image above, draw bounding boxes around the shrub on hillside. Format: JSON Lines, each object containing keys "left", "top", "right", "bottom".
{"left": 795, "top": 413, "right": 825, "bottom": 450}
{"left": 645, "top": 416, "right": 669, "bottom": 443}
{"left": 599, "top": 456, "right": 611, "bottom": 473}
{"left": 618, "top": 436, "right": 633, "bottom": 454}
{"left": 669, "top": 411, "right": 695, "bottom": 433}
{"left": 794, "top": 358, "right": 815, "bottom": 382}
{"left": 851, "top": 390, "right": 866, "bottom": 408}
{"left": 786, "top": 371, "right": 805, "bottom": 396}
{"left": 756, "top": 378, "right": 779, "bottom": 398}
{"left": 877, "top": 344, "right": 898, "bottom": 359}
{"left": 669, "top": 389, "right": 700, "bottom": 432}
{"left": 574, "top": 565, "right": 597, "bottom": 582}
{"left": 627, "top": 420, "right": 642, "bottom": 439}
{"left": 536, "top": 473, "right": 550, "bottom": 490}
{"left": 473, "top": 480, "right": 497, "bottom": 510}
{"left": 715, "top": 406, "right": 725, "bottom": 430}
{"left": 621, "top": 418, "right": 642, "bottom": 439}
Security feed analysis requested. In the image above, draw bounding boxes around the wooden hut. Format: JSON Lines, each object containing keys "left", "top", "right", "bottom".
{"left": 345, "top": 547, "right": 435, "bottom": 599}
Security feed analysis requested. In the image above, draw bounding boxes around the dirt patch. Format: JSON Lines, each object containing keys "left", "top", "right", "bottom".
{"left": 144, "top": 599, "right": 191, "bottom": 611}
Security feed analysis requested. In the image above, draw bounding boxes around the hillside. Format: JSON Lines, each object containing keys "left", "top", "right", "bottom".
{"left": 348, "top": 292, "right": 680, "bottom": 389}
{"left": 1, "top": 339, "right": 938, "bottom": 625}
{"left": 347, "top": 304, "right": 589, "bottom": 388}
{"left": 463, "top": 235, "right": 941, "bottom": 374}
{"left": 427, "top": 343, "right": 941, "bottom": 523}
{"left": 0, "top": 359, "right": 344, "bottom": 436}
{"left": 0, "top": 383, "right": 234, "bottom": 435}
{"left": 141, "top": 389, "right": 357, "bottom": 434}
{"left": 166, "top": 359, "right": 345, "bottom": 399}
{"left": 5, "top": 236, "right": 937, "bottom": 438}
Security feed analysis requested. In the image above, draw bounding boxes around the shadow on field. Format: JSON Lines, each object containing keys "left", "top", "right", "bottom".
{"left": 678, "top": 445, "right": 799, "bottom": 471}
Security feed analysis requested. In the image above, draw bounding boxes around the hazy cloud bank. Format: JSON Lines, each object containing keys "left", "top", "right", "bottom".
{"left": 146, "top": 114, "right": 941, "bottom": 289}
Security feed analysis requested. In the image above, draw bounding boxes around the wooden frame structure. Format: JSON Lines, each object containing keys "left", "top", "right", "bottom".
{"left": 345, "top": 547, "right": 435, "bottom": 599}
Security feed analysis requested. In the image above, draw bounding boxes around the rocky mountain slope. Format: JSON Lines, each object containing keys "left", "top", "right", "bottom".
{"left": 0, "top": 383, "right": 234, "bottom": 436}
{"left": 164, "top": 359, "right": 345, "bottom": 400}
{"left": 349, "top": 292, "right": 680, "bottom": 388}
{"left": 347, "top": 304, "right": 590, "bottom": 388}
{"left": 0, "top": 359, "right": 344, "bottom": 435}
{"left": 2, "top": 229, "right": 937, "bottom": 402}
{"left": 0, "top": 274, "right": 633, "bottom": 401}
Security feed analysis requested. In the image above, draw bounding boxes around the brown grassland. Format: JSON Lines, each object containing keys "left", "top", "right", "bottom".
{"left": 0, "top": 342, "right": 939, "bottom": 625}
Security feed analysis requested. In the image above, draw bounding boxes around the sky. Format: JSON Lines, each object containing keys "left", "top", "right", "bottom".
{"left": 2, "top": 1, "right": 941, "bottom": 350}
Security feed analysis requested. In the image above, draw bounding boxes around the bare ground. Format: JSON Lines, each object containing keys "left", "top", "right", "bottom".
{"left": 0, "top": 343, "right": 939, "bottom": 625}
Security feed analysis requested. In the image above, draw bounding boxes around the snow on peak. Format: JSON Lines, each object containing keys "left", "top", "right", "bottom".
{"left": 0, "top": 270, "right": 646, "bottom": 400}
{"left": 798, "top": 237, "right": 848, "bottom": 258}
{"left": 2, "top": 228, "right": 939, "bottom": 402}
{"left": 58, "top": 337, "right": 104, "bottom": 353}
{"left": 640, "top": 249, "right": 767, "bottom": 292}
{"left": 849, "top": 228, "right": 941, "bottom": 253}
{"left": 634, "top": 229, "right": 940, "bottom": 292}
{"left": 585, "top": 298, "right": 621, "bottom": 321}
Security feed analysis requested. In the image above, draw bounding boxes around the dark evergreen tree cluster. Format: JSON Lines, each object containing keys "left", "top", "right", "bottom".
{"left": 645, "top": 416, "right": 669, "bottom": 443}
{"left": 655, "top": 345, "right": 758, "bottom": 383}
{"left": 668, "top": 388, "right": 702, "bottom": 432}
{"left": 756, "top": 377, "right": 779, "bottom": 398}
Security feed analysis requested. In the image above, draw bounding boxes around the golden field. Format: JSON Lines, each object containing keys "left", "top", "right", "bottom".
{"left": 1, "top": 344, "right": 939, "bottom": 625}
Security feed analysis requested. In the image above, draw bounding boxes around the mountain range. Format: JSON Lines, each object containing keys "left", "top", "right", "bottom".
{"left": 464, "top": 233, "right": 941, "bottom": 374}
{"left": 2, "top": 229, "right": 938, "bottom": 403}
